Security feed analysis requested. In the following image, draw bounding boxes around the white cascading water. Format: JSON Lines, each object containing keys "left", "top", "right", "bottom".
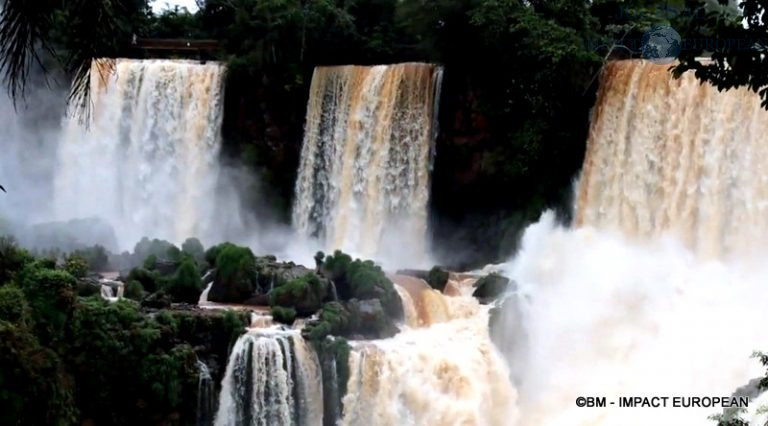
{"left": 54, "top": 58, "right": 227, "bottom": 248}
{"left": 341, "top": 275, "right": 517, "bottom": 426}
{"left": 496, "top": 60, "right": 768, "bottom": 425}
{"left": 214, "top": 327, "right": 324, "bottom": 426}
{"left": 292, "top": 63, "right": 443, "bottom": 266}
{"left": 197, "top": 359, "right": 214, "bottom": 426}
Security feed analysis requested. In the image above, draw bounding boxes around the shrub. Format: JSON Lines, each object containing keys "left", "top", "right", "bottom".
{"left": 124, "top": 281, "right": 144, "bottom": 301}
{"left": 0, "top": 321, "right": 77, "bottom": 425}
{"left": 0, "top": 236, "right": 32, "bottom": 285}
{"left": 303, "top": 302, "right": 350, "bottom": 340}
{"left": 270, "top": 305, "right": 297, "bottom": 324}
{"left": 143, "top": 254, "right": 158, "bottom": 271}
{"left": 208, "top": 244, "right": 257, "bottom": 303}
{"left": 181, "top": 238, "right": 205, "bottom": 263}
{"left": 133, "top": 237, "right": 178, "bottom": 265}
{"left": 166, "top": 246, "right": 182, "bottom": 263}
{"left": 72, "top": 245, "right": 109, "bottom": 271}
{"left": 126, "top": 267, "right": 160, "bottom": 293}
{"left": 65, "top": 255, "right": 88, "bottom": 278}
{"left": 0, "top": 285, "right": 29, "bottom": 324}
{"left": 164, "top": 259, "right": 202, "bottom": 304}
{"left": 19, "top": 263, "right": 76, "bottom": 343}
{"left": 268, "top": 272, "right": 327, "bottom": 316}
{"left": 318, "top": 251, "right": 403, "bottom": 320}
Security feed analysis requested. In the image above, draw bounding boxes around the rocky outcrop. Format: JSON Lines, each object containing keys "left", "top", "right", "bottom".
{"left": 345, "top": 298, "right": 398, "bottom": 338}
{"left": 268, "top": 272, "right": 329, "bottom": 316}
{"left": 472, "top": 273, "right": 512, "bottom": 304}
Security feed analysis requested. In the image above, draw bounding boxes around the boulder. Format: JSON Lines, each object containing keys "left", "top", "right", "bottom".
{"left": 393, "top": 267, "right": 449, "bottom": 292}
{"left": 75, "top": 276, "right": 101, "bottom": 297}
{"left": 255, "top": 257, "right": 314, "bottom": 293}
{"left": 141, "top": 291, "right": 172, "bottom": 309}
{"left": 427, "top": 267, "right": 450, "bottom": 291}
{"left": 345, "top": 298, "right": 398, "bottom": 339}
{"left": 472, "top": 273, "right": 511, "bottom": 304}
{"left": 242, "top": 293, "right": 269, "bottom": 306}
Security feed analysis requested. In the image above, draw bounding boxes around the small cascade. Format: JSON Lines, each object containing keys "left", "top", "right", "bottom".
{"left": 341, "top": 275, "right": 517, "bottom": 425}
{"left": 99, "top": 285, "right": 113, "bottom": 299}
{"left": 199, "top": 282, "right": 213, "bottom": 306}
{"left": 214, "top": 329, "right": 323, "bottom": 426}
{"left": 99, "top": 279, "right": 123, "bottom": 302}
{"left": 197, "top": 360, "right": 214, "bottom": 426}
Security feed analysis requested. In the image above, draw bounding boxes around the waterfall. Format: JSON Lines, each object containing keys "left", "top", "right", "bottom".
{"left": 214, "top": 330, "right": 323, "bottom": 426}
{"left": 197, "top": 360, "right": 214, "bottom": 426}
{"left": 577, "top": 59, "right": 768, "bottom": 259}
{"left": 54, "top": 58, "right": 227, "bottom": 248}
{"left": 292, "top": 63, "right": 443, "bottom": 265}
{"left": 341, "top": 276, "right": 517, "bottom": 425}
{"left": 99, "top": 284, "right": 113, "bottom": 299}
{"left": 495, "top": 60, "right": 768, "bottom": 425}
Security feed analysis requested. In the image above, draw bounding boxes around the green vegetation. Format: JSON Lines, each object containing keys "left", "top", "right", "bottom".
{"left": 319, "top": 250, "right": 402, "bottom": 319}
{"left": 268, "top": 272, "right": 328, "bottom": 316}
{"left": 164, "top": 259, "right": 203, "bottom": 304}
{"left": 208, "top": 243, "right": 258, "bottom": 303}
{"left": 0, "top": 237, "right": 247, "bottom": 425}
{"left": 3, "top": 0, "right": 748, "bottom": 268}
{"left": 64, "top": 255, "right": 88, "bottom": 279}
{"left": 181, "top": 237, "right": 205, "bottom": 263}
{"left": 303, "top": 302, "right": 351, "bottom": 340}
{"left": 124, "top": 280, "right": 144, "bottom": 301}
{"left": 270, "top": 305, "right": 297, "bottom": 325}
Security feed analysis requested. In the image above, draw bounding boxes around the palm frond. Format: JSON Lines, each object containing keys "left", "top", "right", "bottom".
{"left": 0, "top": 0, "right": 58, "bottom": 102}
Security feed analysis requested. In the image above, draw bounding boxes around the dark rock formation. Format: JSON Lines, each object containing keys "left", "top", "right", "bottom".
{"left": 345, "top": 298, "right": 398, "bottom": 338}
{"left": 472, "top": 273, "right": 512, "bottom": 304}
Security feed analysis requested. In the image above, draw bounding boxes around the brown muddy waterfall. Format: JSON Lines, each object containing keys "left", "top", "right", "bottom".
{"left": 292, "top": 63, "right": 442, "bottom": 266}
{"left": 576, "top": 60, "right": 768, "bottom": 258}
{"left": 496, "top": 60, "right": 768, "bottom": 425}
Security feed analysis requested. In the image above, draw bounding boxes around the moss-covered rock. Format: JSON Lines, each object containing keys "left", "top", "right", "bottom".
{"left": 268, "top": 272, "right": 328, "bottom": 316}
{"left": 345, "top": 298, "right": 398, "bottom": 338}
{"left": 270, "top": 305, "right": 297, "bottom": 325}
{"left": 141, "top": 290, "right": 172, "bottom": 310}
{"left": 75, "top": 276, "right": 102, "bottom": 297}
{"left": 302, "top": 302, "right": 351, "bottom": 341}
{"left": 318, "top": 250, "right": 403, "bottom": 320}
{"left": 427, "top": 266, "right": 450, "bottom": 291}
{"left": 472, "top": 273, "right": 511, "bottom": 303}
{"left": 207, "top": 243, "right": 257, "bottom": 303}
{"left": 254, "top": 256, "right": 314, "bottom": 293}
